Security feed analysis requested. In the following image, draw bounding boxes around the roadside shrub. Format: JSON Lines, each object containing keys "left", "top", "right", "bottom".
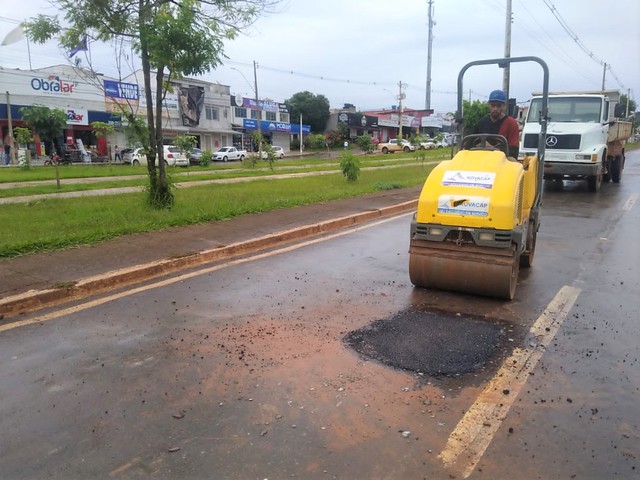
{"left": 339, "top": 151, "right": 360, "bottom": 182}
{"left": 199, "top": 150, "right": 212, "bottom": 166}
{"left": 324, "top": 130, "right": 343, "bottom": 148}
{"left": 308, "top": 133, "right": 326, "bottom": 150}
{"left": 356, "top": 135, "right": 374, "bottom": 153}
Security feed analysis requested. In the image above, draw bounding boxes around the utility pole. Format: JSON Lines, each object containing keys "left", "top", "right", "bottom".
{"left": 601, "top": 63, "right": 607, "bottom": 91}
{"left": 253, "top": 60, "right": 262, "bottom": 161}
{"left": 398, "top": 81, "right": 406, "bottom": 140}
{"left": 502, "top": 0, "right": 512, "bottom": 100}
{"left": 425, "top": 0, "right": 434, "bottom": 110}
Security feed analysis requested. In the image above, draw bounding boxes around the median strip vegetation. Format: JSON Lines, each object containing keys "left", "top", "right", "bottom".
{"left": 1, "top": 163, "right": 433, "bottom": 257}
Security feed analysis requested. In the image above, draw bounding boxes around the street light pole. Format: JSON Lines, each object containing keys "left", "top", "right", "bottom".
{"left": 253, "top": 60, "right": 262, "bottom": 160}
{"left": 398, "top": 81, "right": 406, "bottom": 141}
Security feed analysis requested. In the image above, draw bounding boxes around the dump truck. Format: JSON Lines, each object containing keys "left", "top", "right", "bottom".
{"left": 409, "top": 56, "right": 549, "bottom": 300}
{"left": 519, "top": 89, "right": 633, "bottom": 191}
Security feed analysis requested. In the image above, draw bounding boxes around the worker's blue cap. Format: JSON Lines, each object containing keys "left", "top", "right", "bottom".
{"left": 489, "top": 90, "right": 507, "bottom": 103}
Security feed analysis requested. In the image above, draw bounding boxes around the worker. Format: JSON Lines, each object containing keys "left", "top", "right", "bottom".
{"left": 475, "top": 89, "right": 520, "bottom": 159}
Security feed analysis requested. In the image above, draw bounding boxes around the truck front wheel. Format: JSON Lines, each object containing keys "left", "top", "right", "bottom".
{"left": 587, "top": 170, "right": 602, "bottom": 192}
{"left": 603, "top": 156, "right": 612, "bottom": 183}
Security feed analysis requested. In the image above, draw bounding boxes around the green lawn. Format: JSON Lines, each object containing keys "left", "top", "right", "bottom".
{"left": 1, "top": 163, "right": 433, "bottom": 257}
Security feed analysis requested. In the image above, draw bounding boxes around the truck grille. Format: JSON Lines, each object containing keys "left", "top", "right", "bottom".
{"left": 523, "top": 134, "right": 581, "bottom": 150}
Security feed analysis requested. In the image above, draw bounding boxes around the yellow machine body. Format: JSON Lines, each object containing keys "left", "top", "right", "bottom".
{"left": 409, "top": 148, "right": 540, "bottom": 299}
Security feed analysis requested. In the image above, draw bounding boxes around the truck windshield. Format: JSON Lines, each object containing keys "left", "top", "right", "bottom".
{"left": 527, "top": 97, "right": 602, "bottom": 123}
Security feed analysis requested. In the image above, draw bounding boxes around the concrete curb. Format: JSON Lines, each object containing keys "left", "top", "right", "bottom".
{"left": 0, "top": 200, "right": 417, "bottom": 319}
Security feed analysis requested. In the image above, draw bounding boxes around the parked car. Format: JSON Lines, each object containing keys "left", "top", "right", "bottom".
{"left": 124, "top": 146, "right": 188, "bottom": 167}
{"left": 260, "top": 146, "right": 285, "bottom": 159}
{"left": 213, "top": 146, "right": 246, "bottom": 162}
{"left": 417, "top": 140, "right": 436, "bottom": 150}
{"left": 189, "top": 147, "right": 203, "bottom": 165}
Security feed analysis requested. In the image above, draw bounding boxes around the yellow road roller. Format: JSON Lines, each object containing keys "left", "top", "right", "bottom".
{"left": 409, "top": 56, "right": 549, "bottom": 299}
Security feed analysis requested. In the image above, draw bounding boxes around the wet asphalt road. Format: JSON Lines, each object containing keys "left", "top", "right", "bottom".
{"left": 0, "top": 151, "right": 638, "bottom": 479}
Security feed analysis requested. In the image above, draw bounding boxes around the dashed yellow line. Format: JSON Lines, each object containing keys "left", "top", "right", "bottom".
{"left": 438, "top": 285, "right": 581, "bottom": 478}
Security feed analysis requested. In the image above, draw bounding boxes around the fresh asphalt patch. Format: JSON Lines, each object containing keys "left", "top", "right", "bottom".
{"left": 344, "top": 308, "right": 509, "bottom": 377}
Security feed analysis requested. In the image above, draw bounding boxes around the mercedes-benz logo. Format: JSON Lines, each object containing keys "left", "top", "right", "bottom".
{"left": 546, "top": 135, "right": 558, "bottom": 147}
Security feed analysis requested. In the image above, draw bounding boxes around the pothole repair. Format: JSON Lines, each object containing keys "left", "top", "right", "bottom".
{"left": 344, "top": 308, "right": 507, "bottom": 377}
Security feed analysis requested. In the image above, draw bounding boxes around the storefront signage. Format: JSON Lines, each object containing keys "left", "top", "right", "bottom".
{"left": 65, "top": 107, "right": 89, "bottom": 125}
{"left": 30, "top": 75, "right": 76, "bottom": 94}
{"left": 242, "top": 118, "right": 289, "bottom": 132}
{"left": 337, "top": 112, "right": 378, "bottom": 128}
{"left": 231, "top": 95, "right": 288, "bottom": 113}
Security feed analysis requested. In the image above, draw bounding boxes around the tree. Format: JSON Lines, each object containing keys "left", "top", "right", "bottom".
{"left": 13, "top": 127, "right": 33, "bottom": 168}
{"left": 285, "top": 91, "right": 330, "bottom": 133}
{"left": 458, "top": 99, "right": 489, "bottom": 137}
{"left": 618, "top": 93, "right": 636, "bottom": 119}
{"left": 174, "top": 133, "right": 198, "bottom": 159}
{"left": 25, "top": 0, "right": 275, "bottom": 208}
{"left": 19, "top": 105, "right": 67, "bottom": 156}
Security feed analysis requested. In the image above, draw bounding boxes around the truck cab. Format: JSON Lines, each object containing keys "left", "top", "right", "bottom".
{"left": 519, "top": 90, "right": 631, "bottom": 191}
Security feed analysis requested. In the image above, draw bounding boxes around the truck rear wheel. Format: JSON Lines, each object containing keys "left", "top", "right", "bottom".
{"left": 611, "top": 155, "right": 623, "bottom": 183}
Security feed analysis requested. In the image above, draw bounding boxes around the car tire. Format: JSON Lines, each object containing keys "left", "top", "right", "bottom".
{"left": 132, "top": 159, "right": 140, "bottom": 166}
{"left": 223, "top": 156, "right": 228, "bottom": 162}
{"left": 239, "top": 155, "right": 245, "bottom": 161}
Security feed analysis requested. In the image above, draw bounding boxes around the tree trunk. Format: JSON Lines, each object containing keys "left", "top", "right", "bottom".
{"left": 139, "top": 0, "right": 172, "bottom": 208}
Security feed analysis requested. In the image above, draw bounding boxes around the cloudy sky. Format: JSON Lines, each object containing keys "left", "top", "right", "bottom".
{"left": 1, "top": 0, "right": 639, "bottom": 114}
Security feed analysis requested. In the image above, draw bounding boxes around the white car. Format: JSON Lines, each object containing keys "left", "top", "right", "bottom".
{"left": 125, "top": 146, "right": 188, "bottom": 167}
{"left": 260, "top": 146, "right": 285, "bottom": 159}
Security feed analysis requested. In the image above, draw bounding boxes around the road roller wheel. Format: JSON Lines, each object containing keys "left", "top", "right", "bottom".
{"left": 409, "top": 240, "right": 520, "bottom": 300}
{"left": 520, "top": 222, "right": 537, "bottom": 268}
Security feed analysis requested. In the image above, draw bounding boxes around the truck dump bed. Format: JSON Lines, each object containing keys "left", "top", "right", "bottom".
{"left": 607, "top": 121, "right": 633, "bottom": 143}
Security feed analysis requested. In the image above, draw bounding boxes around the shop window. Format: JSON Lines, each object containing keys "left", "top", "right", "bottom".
{"left": 265, "top": 111, "right": 276, "bottom": 121}
{"left": 280, "top": 112, "right": 290, "bottom": 123}
{"left": 251, "top": 109, "right": 261, "bottom": 120}
{"left": 235, "top": 107, "right": 247, "bottom": 118}
{"left": 223, "top": 108, "right": 228, "bottom": 119}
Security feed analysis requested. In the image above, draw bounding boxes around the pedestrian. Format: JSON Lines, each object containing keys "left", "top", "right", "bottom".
{"left": 114, "top": 145, "right": 121, "bottom": 162}
{"left": 4, "top": 139, "right": 11, "bottom": 165}
{"left": 475, "top": 89, "right": 520, "bottom": 159}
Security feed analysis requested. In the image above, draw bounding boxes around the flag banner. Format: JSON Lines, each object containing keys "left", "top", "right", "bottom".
{"left": 1, "top": 25, "right": 24, "bottom": 46}
{"left": 69, "top": 37, "right": 88, "bottom": 57}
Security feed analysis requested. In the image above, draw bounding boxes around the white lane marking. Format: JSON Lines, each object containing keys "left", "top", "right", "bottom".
{"left": 438, "top": 285, "right": 581, "bottom": 478}
{"left": 0, "top": 212, "right": 414, "bottom": 333}
{"left": 622, "top": 193, "right": 637, "bottom": 212}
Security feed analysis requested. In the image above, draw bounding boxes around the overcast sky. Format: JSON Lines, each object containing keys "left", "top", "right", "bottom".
{"left": 1, "top": 0, "right": 639, "bottom": 115}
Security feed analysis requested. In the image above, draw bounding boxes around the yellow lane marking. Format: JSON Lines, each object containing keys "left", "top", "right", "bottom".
{"left": 0, "top": 213, "right": 413, "bottom": 333}
{"left": 438, "top": 285, "right": 581, "bottom": 478}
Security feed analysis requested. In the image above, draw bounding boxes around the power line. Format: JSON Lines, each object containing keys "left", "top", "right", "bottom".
{"left": 541, "top": 0, "right": 626, "bottom": 89}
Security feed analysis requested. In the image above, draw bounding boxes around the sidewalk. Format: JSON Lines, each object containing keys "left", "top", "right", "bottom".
{"left": 0, "top": 186, "right": 421, "bottom": 319}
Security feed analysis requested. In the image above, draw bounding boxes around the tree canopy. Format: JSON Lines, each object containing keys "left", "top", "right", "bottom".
{"left": 24, "top": 0, "right": 276, "bottom": 207}
{"left": 285, "top": 91, "right": 330, "bottom": 133}
{"left": 19, "top": 105, "right": 68, "bottom": 154}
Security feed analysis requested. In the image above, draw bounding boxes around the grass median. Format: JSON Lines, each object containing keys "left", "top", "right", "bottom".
{"left": 1, "top": 163, "right": 433, "bottom": 258}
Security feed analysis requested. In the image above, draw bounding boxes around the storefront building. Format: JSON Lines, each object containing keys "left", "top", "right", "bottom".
{"left": 229, "top": 95, "right": 310, "bottom": 152}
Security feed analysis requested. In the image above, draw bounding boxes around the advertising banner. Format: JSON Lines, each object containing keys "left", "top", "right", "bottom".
{"left": 103, "top": 79, "right": 139, "bottom": 112}
{"left": 179, "top": 86, "right": 205, "bottom": 127}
